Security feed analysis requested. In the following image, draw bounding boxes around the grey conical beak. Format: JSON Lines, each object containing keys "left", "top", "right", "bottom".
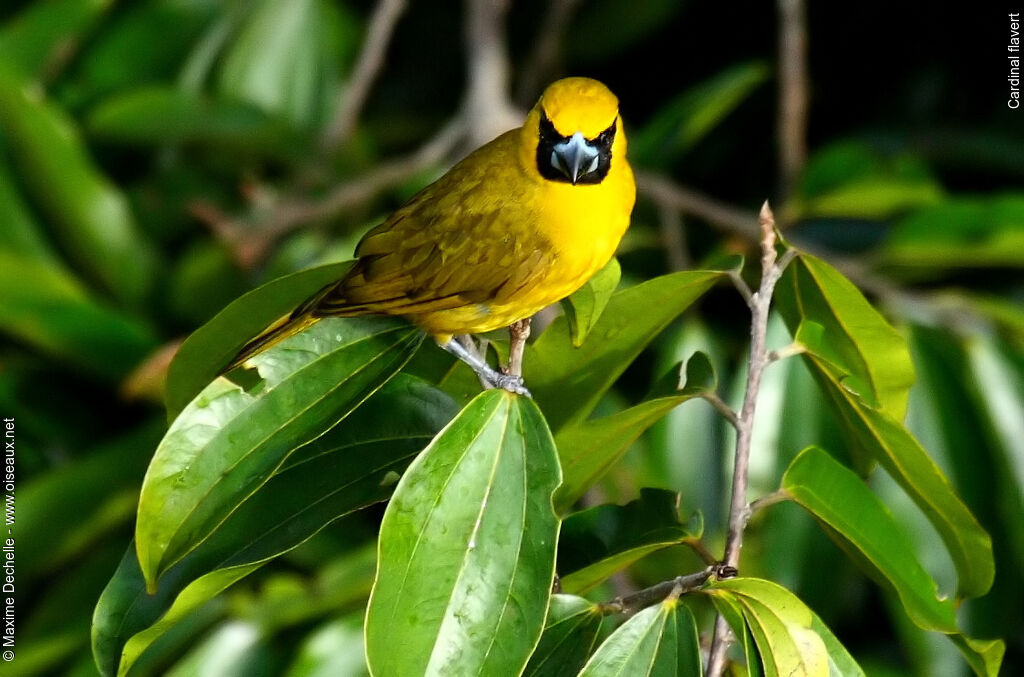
{"left": 551, "top": 132, "right": 600, "bottom": 185}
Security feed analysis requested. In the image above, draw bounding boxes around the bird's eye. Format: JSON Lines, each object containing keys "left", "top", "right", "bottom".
{"left": 538, "top": 109, "right": 564, "bottom": 144}
{"left": 595, "top": 119, "right": 616, "bottom": 148}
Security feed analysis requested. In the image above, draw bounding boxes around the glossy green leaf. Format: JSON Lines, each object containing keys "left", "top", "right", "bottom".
{"left": 793, "top": 141, "right": 943, "bottom": 219}
{"left": 0, "top": 61, "right": 158, "bottom": 307}
{"left": 136, "top": 317, "right": 422, "bottom": 590}
{"left": 94, "top": 376, "right": 454, "bottom": 676}
{"left": 948, "top": 635, "right": 1006, "bottom": 677}
{"left": 554, "top": 351, "right": 715, "bottom": 512}
{"left": 366, "top": 390, "right": 561, "bottom": 676}
{"left": 709, "top": 578, "right": 830, "bottom": 677}
{"left": 578, "top": 598, "right": 700, "bottom": 676}
{"left": 523, "top": 595, "right": 603, "bottom": 677}
{"left": 0, "top": 0, "right": 111, "bottom": 79}
{"left": 558, "top": 489, "right": 703, "bottom": 594}
{"left": 0, "top": 250, "right": 157, "bottom": 380}
{"left": 784, "top": 318, "right": 994, "bottom": 599}
{"left": 783, "top": 447, "right": 958, "bottom": 632}
{"left": 779, "top": 254, "right": 915, "bottom": 419}
{"left": 881, "top": 195, "right": 1024, "bottom": 270}
{"left": 87, "top": 86, "right": 300, "bottom": 155}
{"left": 527, "top": 269, "right": 722, "bottom": 431}
{"left": 563, "top": 257, "right": 621, "bottom": 347}
{"left": 710, "top": 592, "right": 762, "bottom": 677}
{"left": 165, "top": 261, "right": 353, "bottom": 418}
{"left": 632, "top": 62, "right": 769, "bottom": 167}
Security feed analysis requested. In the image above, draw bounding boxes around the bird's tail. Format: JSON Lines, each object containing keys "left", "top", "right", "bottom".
{"left": 223, "top": 281, "right": 355, "bottom": 373}
{"left": 223, "top": 311, "right": 321, "bottom": 374}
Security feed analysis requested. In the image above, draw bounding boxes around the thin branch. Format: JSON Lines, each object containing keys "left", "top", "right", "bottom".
{"left": 728, "top": 270, "right": 754, "bottom": 307}
{"left": 515, "top": 0, "right": 583, "bottom": 105}
{"left": 597, "top": 568, "right": 714, "bottom": 616}
{"left": 322, "top": 0, "right": 408, "bottom": 149}
{"left": 777, "top": 0, "right": 808, "bottom": 205}
{"left": 685, "top": 538, "right": 720, "bottom": 567}
{"left": 636, "top": 172, "right": 970, "bottom": 330}
{"left": 706, "top": 202, "right": 788, "bottom": 677}
{"left": 636, "top": 171, "right": 760, "bottom": 241}
{"left": 196, "top": 118, "right": 465, "bottom": 268}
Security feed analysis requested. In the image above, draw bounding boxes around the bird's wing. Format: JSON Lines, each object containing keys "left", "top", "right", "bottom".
{"left": 313, "top": 132, "right": 555, "bottom": 317}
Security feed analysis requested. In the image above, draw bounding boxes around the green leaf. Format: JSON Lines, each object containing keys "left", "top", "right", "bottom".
{"left": 780, "top": 253, "right": 915, "bottom": 419}
{"left": 365, "top": 390, "right": 561, "bottom": 676}
{"left": 19, "top": 422, "right": 162, "bottom": 578}
{"left": 708, "top": 578, "right": 830, "bottom": 677}
{"left": 782, "top": 447, "right": 958, "bottom": 632}
{"left": 94, "top": 376, "right": 454, "bottom": 676}
{"left": 136, "top": 317, "right": 422, "bottom": 590}
{"left": 0, "top": 250, "right": 157, "bottom": 380}
{"left": 780, "top": 284, "right": 995, "bottom": 599}
{"left": 63, "top": 0, "right": 218, "bottom": 106}
{"left": 523, "top": 595, "right": 603, "bottom": 677}
{"left": 710, "top": 592, "right": 762, "bottom": 677}
{"left": 0, "top": 150, "right": 60, "bottom": 263}
{"left": 553, "top": 351, "right": 715, "bottom": 512}
{"left": 632, "top": 62, "right": 769, "bottom": 167}
{"left": 165, "top": 261, "right": 353, "bottom": 419}
{"left": 562, "top": 258, "right": 621, "bottom": 347}
{"left": 793, "top": 141, "right": 943, "bottom": 219}
{"left": 558, "top": 489, "right": 703, "bottom": 594}
{"left": 578, "top": 598, "right": 700, "bottom": 676}
{"left": 87, "top": 86, "right": 301, "bottom": 156}
{"left": 948, "top": 635, "right": 1006, "bottom": 677}
{"left": 0, "top": 0, "right": 111, "bottom": 80}
{"left": 216, "top": 0, "right": 344, "bottom": 127}
{"left": 0, "top": 61, "right": 158, "bottom": 307}
{"left": 880, "top": 195, "right": 1024, "bottom": 271}
{"left": 527, "top": 269, "right": 722, "bottom": 431}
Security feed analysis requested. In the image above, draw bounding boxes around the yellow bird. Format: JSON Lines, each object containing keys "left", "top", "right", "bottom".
{"left": 229, "top": 77, "right": 635, "bottom": 394}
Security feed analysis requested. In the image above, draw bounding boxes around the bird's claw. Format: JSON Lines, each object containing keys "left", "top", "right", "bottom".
{"left": 488, "top": 372, "right": 532, "bottom": 398}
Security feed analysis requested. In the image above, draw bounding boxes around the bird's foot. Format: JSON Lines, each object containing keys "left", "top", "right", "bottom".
{"left": 486, "top": 371, "right": 532, "bottom": 398}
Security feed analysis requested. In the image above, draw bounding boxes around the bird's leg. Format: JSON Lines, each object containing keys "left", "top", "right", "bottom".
{"left": 505, "top": 318, "right": 532, "bottom": 378}
{"left": 440, "top": 336, "right": 531, "bottom": 397}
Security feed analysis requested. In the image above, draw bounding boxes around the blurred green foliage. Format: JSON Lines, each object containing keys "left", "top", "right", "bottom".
{"left": 0, "top": 1, "right": 1020, "bottom": 676}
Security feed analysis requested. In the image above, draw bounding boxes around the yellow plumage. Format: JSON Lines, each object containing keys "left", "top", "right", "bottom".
{"left": 229, "top": 77, "right": 635, "bottom": 378}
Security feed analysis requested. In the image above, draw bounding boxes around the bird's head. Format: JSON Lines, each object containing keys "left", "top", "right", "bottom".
{"left": 521, "top": 77, "right": 626, "bottom": 186}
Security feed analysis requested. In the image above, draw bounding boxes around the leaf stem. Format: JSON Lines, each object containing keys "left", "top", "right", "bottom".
{"left": 700, "top": 392, "right": 741, "bottom": 430}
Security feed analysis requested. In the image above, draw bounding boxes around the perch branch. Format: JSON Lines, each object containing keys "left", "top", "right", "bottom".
{"left": 506, "top": 318, "right": 531, "bottom": 377}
